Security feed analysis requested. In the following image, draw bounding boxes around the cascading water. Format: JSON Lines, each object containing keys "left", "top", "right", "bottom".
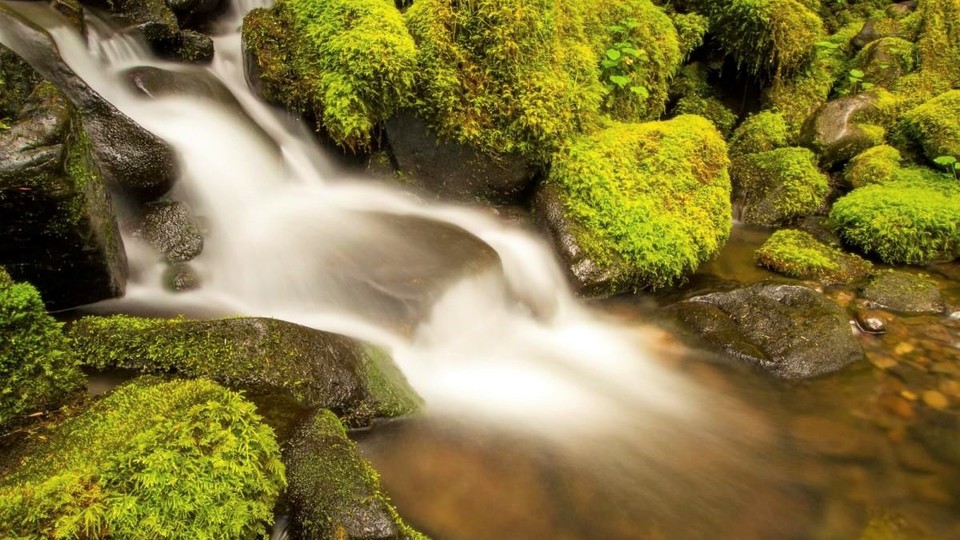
{"left": 1, "top": 2, "right": 781, "bottom": 537}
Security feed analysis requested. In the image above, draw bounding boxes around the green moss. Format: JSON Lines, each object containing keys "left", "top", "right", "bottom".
{"left": 732, "top": 147, "right": 830, "bottom": 226}
{"left": 831, "top": 173, "right": 960, "bottom": 264}
{"left": 285, "top": 410, "right": 428, "bottom": 539}
{"left": 755, "top": 229, "right": 872, "bottom": 284}
{"left": 672, "top": 11, "right": 710, "bottom": 57}
{"left": 0, "top": 45, "right": 42, "bottom": 121}
{"left": 896, "top": 89, "right": 960, "bottom": 164}
{"left": 673, "top": 95, "right": 738, "bottom": 136}
{"left": 68, "top": 315, "right": 421, "bottom": 424}
{"left": 699, "top": 0, "right": 825, "bottom": 77}
{"left": 0, "top": 378, "right": 285, "bottom": 539}
{"left": 243, "top": 0, "right": 417, "bottom": 149}
{"left": 915, "top": 0, "right": 960, "bottom": 88}
{"left": 843, "top": 144, "right": 901, "bottom": 187}
{"left": 729, "top": 111, "right": 791, "bottom": 157}
{"left": 549, "top": 115, "right": 732, "bottom": 290}
{"left": 849, "top": 37, "right": 917, "bottom": 90}
{"left": 0, "top": 268, "right": 84, "bottom": 432}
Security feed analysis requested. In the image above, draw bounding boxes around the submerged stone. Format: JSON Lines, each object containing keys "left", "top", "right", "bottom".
{"left": 68, "top": 315, "right": 422, "bottom": 426}
{"left": 860, "top": 270, "right": 944, "bottom": 314}
{"left": 667, "top": 282, "right": 863, "bottom": 379}
{"left": 129, "top": 200, "right": 204, "bottom": 263}
{"left": 755, "top": 229, "right": 872, "bottom": 285}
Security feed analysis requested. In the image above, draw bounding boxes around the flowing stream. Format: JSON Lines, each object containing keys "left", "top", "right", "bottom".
{"left": 7, "top": 2, "right": 960, "bottom": 539}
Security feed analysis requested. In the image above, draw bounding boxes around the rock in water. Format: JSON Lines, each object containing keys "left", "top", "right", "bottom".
{"left": 0, "top": 80, "right": 127, "bottom": 308}
{"left": 130, "top": 200, "right": 204, "bottom": 263}
{"left": 860, "top": 270, "right": 944, "bottom": 314}
{"left": 667, "top": 282, "right": 863, "bottom": 379}
{"left": 0, "top": 6, "right": 178, "bottom": 201}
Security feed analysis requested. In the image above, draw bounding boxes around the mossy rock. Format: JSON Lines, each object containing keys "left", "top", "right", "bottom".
{"left": 756, "top": 229, "right": 872, "bottom": 284}
{"left": 860, "top": 269, "right": 944, "bottom": 314}
{"left": 0, "top": 45, "right": 42, "bottom": 121}
{"left": 843, "top": 145, "right": 901, "bottom": 187}
{"left": 0, "top": 378, "right": 285, "bottom": 539}
{"left": 0, "top": 268, "right": 84, "bottom": 432}
{"left": 729, "top": 111, "right": 791, "bottom": 158}
{"left": 672, "top": 11, "right": 710, "bottom": 57}
{"left": 732, "top": 147, "right": 829, "bottom": 227}
{"left": 242, "top": 0, "right": 417, "bottom": 149}
{"left": 0, "top": 81, "right": 127, "bottom": 309}
{"left": 896, "top": 89, "right": 960, "bottom": 165}
{"left": 668, "top": 63, "right": 737, "bottom": 137}
{"left": 849, "top": 37, "right": 917, "bottom": 90}
{"left": 538, "top": 115, "right": 731, "bottom": 294}
{"left": 830, "top": 173, "right": 960, "bottom": 264}
{"left": 284, "top": 410, "right": 427, "bottom": 540}
{"left": 915, "top": 0, "right": 960, "bottom": 88}
{"left": 698, "top": 0, "right": 824, "bottom": 77}
{"left": 68, "top": 315, "right": 422, "bottom": 426}
{"left": 799, "top": 94, "right": 885, "bottom": 169}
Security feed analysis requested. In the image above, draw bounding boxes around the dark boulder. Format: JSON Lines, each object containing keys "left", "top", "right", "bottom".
{"left": 799, "top": 94, "right": 881, "bottom": 169}
{"left": 168, "top": 0, "right": 226, "bottom": 29}
{"left": 0, "top": 6, "right": 179, "bottom": 201}
{"left": 0, "top": 45, "right": 42, "bottom": 119}
{"left": 0, "top": 82, "right": 127, "bottom": 309}
{"left": 129, "top": 200, "right": 204, "bottom": 263}
{"left": 384, "top": 110, "right": 535, "bottom": 204}
{"left": 162, "top": 262, "right": 201, "bottom": 292}
{"left": 666, "top": 282, "right": 863, "bottom": 379}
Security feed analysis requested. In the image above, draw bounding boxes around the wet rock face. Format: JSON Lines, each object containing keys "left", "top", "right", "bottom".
{"left": 860, "top": 270, "right": 944, "bottom": 314}
{"left": 800, "top": 94, "right": 879, "bottom": 169}
{"left": 130, "top": 200, "right": 204, "bottom": 263}
{"left": 667, "top": 283, "right": 863, "bottom": 380}
{"left": 384, "top": 110, "right": 535, "bottom": 204}
{"left": 0, "top": 6, "right": 179, "bottom": 201}
{"left": 0, "top": 82, "right": 127, "bottom": 309}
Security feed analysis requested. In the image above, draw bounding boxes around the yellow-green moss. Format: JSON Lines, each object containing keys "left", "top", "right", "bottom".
{"left": 242, "top": 0, "right": 417, "bottom": 149}
{"left": 548, "top": 115, "right": 732, "bottom": 290}
{"left": 672, "top": 11, "right": 710, "bottom": 57}
{"left": 733, "top": 147, "right": 830, "bottom": 226}
{"left": 0, "top": 378, "right": 285, "bottom": 539}
{"left": 729, "top": 111, "right": 791, "bottom": 157}
{"left": 669, "top": 63, "right": 737, "bottom": 136}
{"left": 831, "top": 173, "right": 960, "bottom": 264}
{"left": 849, "top": 37, "right": 917, "bottom": 90}
{"left": 915, "top": 0, "right": 960, "bottom": 88}
{"left": 896, "top": 89, "right": 960, "bottom": 164}
{"left": 755, "top": 229, "right": 872, "bottom": 284}
{"left": 843, "top": 144, "right": 901, "bottom": 187}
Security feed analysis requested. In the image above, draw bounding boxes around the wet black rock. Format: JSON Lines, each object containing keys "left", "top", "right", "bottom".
{"left": 0, "top": 82, "right": 127, "bottom": 308}
{"left": 800, "top": 94, "right": 879, "bottom": 169}
{"left": 384, "top": 110, "right": 536, "bottom": 204}
{"left": 0, "top": 6, "right": 179, "bottom": 201}
{"left": 130, "top": 200, "right": 204, "bottom": 263}
{"left": 173, "top": 30, "right": 215, "bottom": 63}
{"left": 666, "top": 282, "right": 863, "bottom": 379}
{"left": 162, "top": 262, "right": 201, "bottom": 292}
{"left": 860, "top": 270, "right": 944, "bottom": 314}
{"left": 168, "top": 0, "right": 226, "bottom": 28}
{"left": 851, "top": 19, "right": 899, "bottom": 50}
{"left": 124, "top": 65, "right": 235, "bottom": 103}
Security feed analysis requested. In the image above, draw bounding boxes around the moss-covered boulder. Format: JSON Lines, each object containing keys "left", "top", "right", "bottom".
{"left": 799, "top": 94, "right": 885, "bottom": 169}
{"left": 732, "top": 147, "right": 829, "bottom": 227}
{"left": 843, "top": 144, "right": 901, "bottom": 187}
{"left": 849, "top": 37, "right": 917, "bottom": 90}
{"left": 0, "top": 378, "right": 285, "bottom": 539}
{"left": 0, "top": 45, "right": 41, "bottom": 122}
{"left": 896, "top": 90, "right": 960, "bottom": 164}
{"left": 0, "top": 81, "right": 127, "bottom": 309}
{"left": 697, "top": 0, "right": 824, "bottom": 77}
{"left": 666, "top": 282, "right": 863, "bottom": 379}
{"left": 284, "top": 410, "right": 426, "bottom": 539}
{"left": 0, "top": 268, "right": 84, "bottom": 432}
{"left": 668, "top": 63, "right": 737, "bottom": 137}
{"left": 242, "top": 0, "right": 416, "bottom": 149}
{"left": 68, "top": 315, "right": 421, "bottom": 425}
{"left": 860, "top": 270, "right": 944, "bottom": 314}
{"left": 915, "top": 0, "right": 960, "bottom": 89}
{"left": 755, "top": 229, "right": 872, "bottom": 284}
{"left": 536, "top": 116, "right": 731, "bottom": 294}
{"left": 729, "top": 111, "right": 791, "bottom": 158}
{"left": 830, "top": 173, "right": 960, "bottom": 264}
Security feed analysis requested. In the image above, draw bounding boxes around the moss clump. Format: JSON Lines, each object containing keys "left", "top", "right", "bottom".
{"left": 285, "top": 410, "right": 427, "bottom": 539}
{"left": 896, "top": 89, "right": 960, "bottom": 164}
{"left": 672, "top": 11, "right": 710, "bottom": 58}
{"left": 0, "top": 378, "right": 285, "bottom": 539}
{"left": 843, "top": 145, "right": 901, "bottom": 187}
{"left": 68, "top": 315, "right": 420, "bottom": 424}
{"left": 669, "top": 63, "right": 737, "bottom": 136}
{"left": 849, "top": 37, "right": 917, "bottom": 90}
{"left": 732, "top": 147, "right": 829, "bottom": 226}
{"left": 0, "top": 268, "right": 84, "bottom": 431}
{"left": 699, "top": 0, "right": 824, "bottom": 77}
{"left": 729, "top": 111, "right": 791, "bottom": 157}
{"left": 915, "top": 0, "right": 960, "bottom": 88}
{"left": 755, "top": 229, "right": 872, "bottom": 284}
{"left": 243, "top": 0, "right": 417, "bottom": 149}
{"left": 548, "top": 115, "right": 732, "bottom": 291}
{"left": 831, "top": 173, "right": 960, "bottom": 264}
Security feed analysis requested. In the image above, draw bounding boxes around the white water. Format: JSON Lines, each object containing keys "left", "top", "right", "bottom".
{"left": 0, "top": 0, "right": 712, "bottom": 439}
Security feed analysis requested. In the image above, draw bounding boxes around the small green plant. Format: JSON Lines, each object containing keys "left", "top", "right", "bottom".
{"left": 934, "top": 155, "right": 959, "bottom": 179}
{"left": 601, "top": 18, "right": 650, "bottom": 105}
{"left": 844, "top": 68, "right": 874, "bottom": 95}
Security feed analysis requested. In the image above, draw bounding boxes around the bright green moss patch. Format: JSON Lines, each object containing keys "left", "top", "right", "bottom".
{"left": 755, "top": 229, "right": 872, "bottom": 284}
{"left": 732, "top": 147, "right": 829, "bottom": 226}
{"left": 549, "top": 115, "right": 732, "bottom": 290}
{"left": 0, "top": 378, "right": 285, "bottom": 539}
{"left": 843, "top": 145, "right": 901, "bottom": 187}
{"left": 243, "top": 0, "right": 417, "bottom": 149}
{"left": 915, "top": 0, "right": 960, "bottom": 88}
{"left": 0, "top": 268, "right": 84, "bottom": 431}
{"left": 831, "top": 174, "right": 960, "bottom": 264}
{"left": 896, "top": 90, "right": 960, "bottom": 164}
{"left": 729, "top": 111, "right": 791, "bottom": 157}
